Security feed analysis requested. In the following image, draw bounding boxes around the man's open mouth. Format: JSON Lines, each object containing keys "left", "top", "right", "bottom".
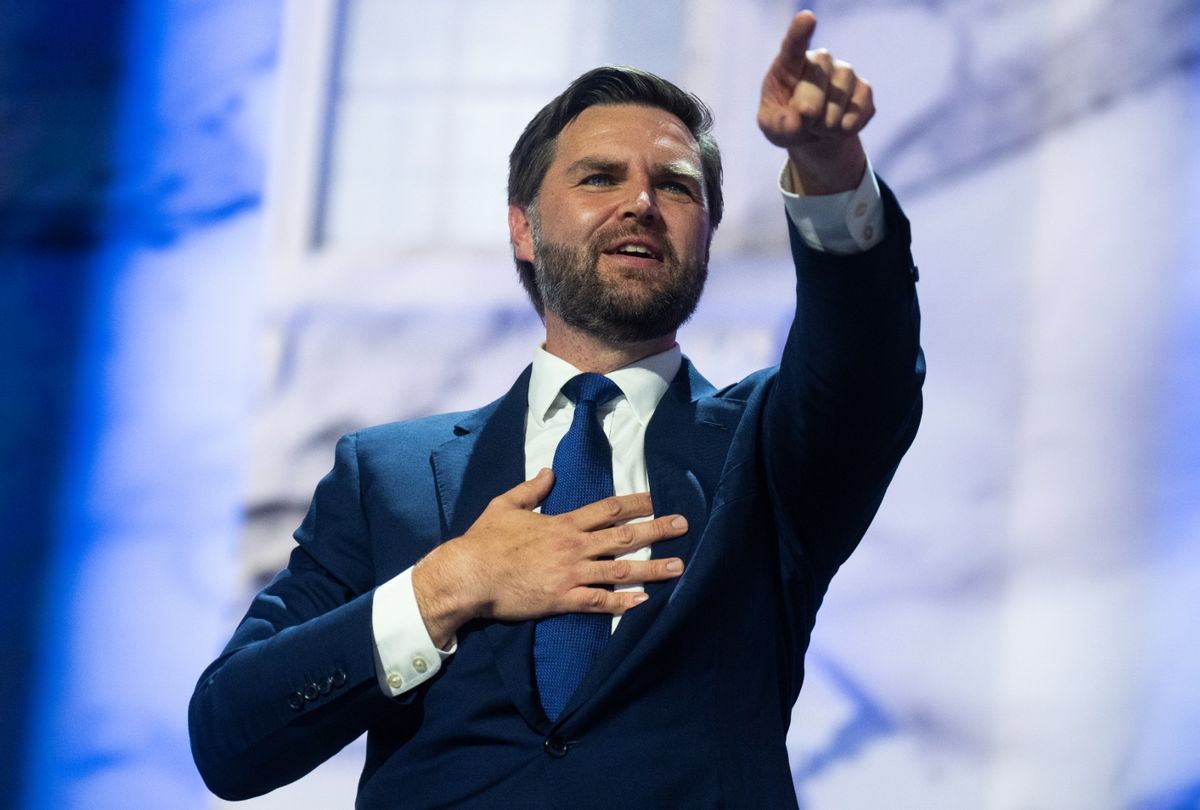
{"left": 603, "top": 239, "right": 664, "bottom": 262}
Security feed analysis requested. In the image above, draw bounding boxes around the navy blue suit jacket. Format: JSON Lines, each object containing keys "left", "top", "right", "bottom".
{"left": 190, "top": 183, "right": 924, "bottom": 808}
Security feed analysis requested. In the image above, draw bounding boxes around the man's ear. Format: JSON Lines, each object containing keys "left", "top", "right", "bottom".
{"left": 508, "top": 204, "right": 535, "bottom": 263}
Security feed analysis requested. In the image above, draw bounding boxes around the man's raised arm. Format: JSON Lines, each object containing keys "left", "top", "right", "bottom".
{"left": 757, "top": 10, "right": 924, "bottom": 587}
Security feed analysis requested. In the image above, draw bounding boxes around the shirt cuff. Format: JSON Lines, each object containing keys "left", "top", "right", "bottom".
{"left": 779, "top": 157, "right": 886, "bottom": 255}
{"left": 372, "top": 566, "right": 456, "bottom": 697}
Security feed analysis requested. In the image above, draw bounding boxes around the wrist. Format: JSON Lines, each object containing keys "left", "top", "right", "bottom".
{"left": 412, "top": 539, "right": 481, "bottom": 648}
{"left": 785, "top": 139, "right": 867, "bottom": 195}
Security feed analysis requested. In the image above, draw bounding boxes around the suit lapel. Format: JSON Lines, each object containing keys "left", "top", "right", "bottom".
{"left": 553, "top": 358, "right": 744, "bottom": 725}
{"left": 430, "top": 366, "right": 547, "bottom": 730}
{"left": 431, "top": 366, "right": 531, "bottom": 537}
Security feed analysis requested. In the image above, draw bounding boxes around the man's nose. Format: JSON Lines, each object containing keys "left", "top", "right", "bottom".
{"left": 620, "top": 187, "right": 660, "bottom": 224}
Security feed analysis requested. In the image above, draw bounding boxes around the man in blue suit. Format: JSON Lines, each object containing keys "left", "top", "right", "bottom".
{"left": 190, "top": 11, "right": 923, "bottom": 807}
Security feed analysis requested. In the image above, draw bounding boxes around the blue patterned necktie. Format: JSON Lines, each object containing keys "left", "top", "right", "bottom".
{"left": 534, "top": 372, "right": 623, "bottom": 721}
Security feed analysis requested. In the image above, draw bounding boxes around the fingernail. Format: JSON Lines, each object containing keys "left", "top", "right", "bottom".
{"left": 633, "top": 593, "right": 649, "bottom": 604}
{"left": 666, "top": 559, "right": 683, "bottom": 573}
{"left": 671, "top": 516, "right": 687, "bottom": 530}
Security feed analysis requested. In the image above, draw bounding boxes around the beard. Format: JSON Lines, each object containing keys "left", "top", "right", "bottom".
{"left": 531, "top": 219, "right": 708, "bottom": 344}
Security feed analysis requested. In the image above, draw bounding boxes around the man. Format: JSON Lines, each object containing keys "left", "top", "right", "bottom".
{"left": 190, "top": 11, "right": 923, "bottom": 808}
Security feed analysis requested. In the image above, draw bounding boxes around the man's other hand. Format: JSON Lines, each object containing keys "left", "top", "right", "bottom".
{"left": 757, "top": 10, "right": 873, "bottom": 195}
{"left": 411, "top": 469, "right": 687, "bottom": 648}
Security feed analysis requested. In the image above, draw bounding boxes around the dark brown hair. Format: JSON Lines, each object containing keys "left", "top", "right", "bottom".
{"left": 507, "top": 66, "right": 723, "bottom": 315}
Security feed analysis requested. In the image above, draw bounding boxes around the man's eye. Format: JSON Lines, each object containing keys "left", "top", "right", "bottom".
{"left": 582, "top": 174, "right": 614, "bottom": 186}
{"left": 660, "top": 181, "right": 693, "bottom": 196}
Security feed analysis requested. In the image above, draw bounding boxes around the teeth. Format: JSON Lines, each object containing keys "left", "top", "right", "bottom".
{"left": 616, "top": 245, "right": 653, "bottom": 256}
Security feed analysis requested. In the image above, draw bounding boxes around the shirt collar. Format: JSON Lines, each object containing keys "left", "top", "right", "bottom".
{"left": 528, "top": 344, "right": 682, "bottom": 428}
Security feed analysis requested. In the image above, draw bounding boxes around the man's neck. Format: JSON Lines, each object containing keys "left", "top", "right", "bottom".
{"left": 542, "top": 313, "right": 677, "bottom": 374}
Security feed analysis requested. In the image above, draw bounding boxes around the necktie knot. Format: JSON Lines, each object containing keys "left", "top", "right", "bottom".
{"left": 561, "top": 372, "right": 621, "bottom": 408}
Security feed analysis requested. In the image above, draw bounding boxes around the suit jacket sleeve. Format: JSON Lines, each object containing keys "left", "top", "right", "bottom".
{"left": 764, "top": 177, "right": 925, "bottom": 596}
{"left": 188, "top": 432, "right": 399, "bottom": 800}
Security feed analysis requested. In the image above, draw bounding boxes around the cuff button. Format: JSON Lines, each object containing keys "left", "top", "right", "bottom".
{"left": 412, "top": 656, "right": 428, "bottom": 674}
{"left": 331, "top": 668, "right": 347, "bottom": 688}
{"left": 386, "top": 672, "right": 403, "bottom": 690}
{"left": 287, "top": 691, "right": 305, "bottom": 711}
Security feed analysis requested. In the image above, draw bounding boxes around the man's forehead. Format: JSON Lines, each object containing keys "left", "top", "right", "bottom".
{"left": 555, "top": 103, "right": 700, "bottom": 161}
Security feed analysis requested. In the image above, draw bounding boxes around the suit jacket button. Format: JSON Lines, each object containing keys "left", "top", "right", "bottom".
{"left": 302, "top": 682, "right": 320, "bottom": 702}
{"left": 287, "top": 691, "right": 305, "bottom": 711}
{"left": 318, "top": 674, "right": 332, "bottom": 694}
{"left": 331, "top": 668, "right": 347, "bottom": 688}
{"left": 544, "top": 736, "right": 569, "bottom": 758}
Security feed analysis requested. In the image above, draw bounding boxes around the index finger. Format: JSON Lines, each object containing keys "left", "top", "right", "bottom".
{"left": 774, "top": 11, "right": 818, "bottom": 82}
{"left": 496, "top": 467, "right": 554, "bottom": 510}
{"left": 565, "top": 492, "right": 655, "bottom": 530}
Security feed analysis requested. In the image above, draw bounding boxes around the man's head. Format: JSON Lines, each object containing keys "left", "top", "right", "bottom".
{"left": 507, "top": 67, "right": 723, "bottom": 342}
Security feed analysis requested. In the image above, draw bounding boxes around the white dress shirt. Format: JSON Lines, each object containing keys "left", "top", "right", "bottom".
{"left": 370, "top": 161, "right": 886, "bottom": 697}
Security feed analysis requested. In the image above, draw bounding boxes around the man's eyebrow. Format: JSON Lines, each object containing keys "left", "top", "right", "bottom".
{"left": 565, "top": 158, "right": 625, "bottom": 176}
{"left": 656, "top": 160, "right": 703, "bottom": 183}
{"left": 564, "top": 157, "right": 703, "bottom": 183}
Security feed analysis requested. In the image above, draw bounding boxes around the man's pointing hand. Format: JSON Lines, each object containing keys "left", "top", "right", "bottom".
{"left": 757, "top": 10, "right": 874, "bottom": 195}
